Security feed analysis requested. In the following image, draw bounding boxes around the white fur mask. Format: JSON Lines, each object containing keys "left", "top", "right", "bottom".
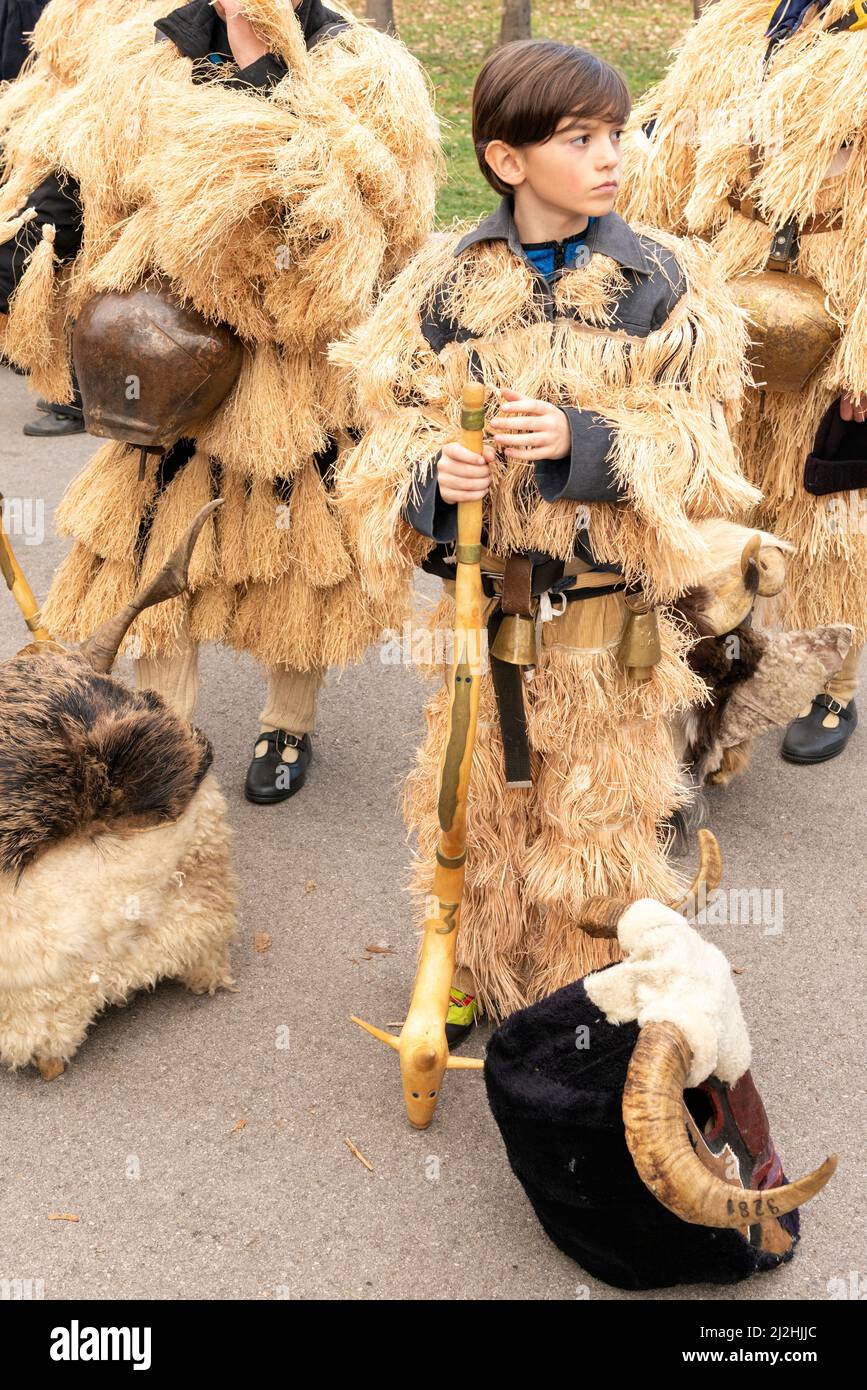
{"left": 585, "top": 900, "right": 751, "bottom": 1088}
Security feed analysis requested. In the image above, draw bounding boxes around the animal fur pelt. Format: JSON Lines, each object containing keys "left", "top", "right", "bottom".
{"left": 0, "top": 644, "right": 236, "bottom": 1075}
{"left": 619, "top": 0, "right": 867, "bottom": 636}
{"left": 0, "top": 648, "right": 212, "bottom": 877}
{"left": 673, "top": 533, "right": 853, "bottom": 785}
{"left": 2, "top": 0, "right": 440, "bottom": 668}
{"left": 0, "top": 769, "right": 236, "bottom": 1073}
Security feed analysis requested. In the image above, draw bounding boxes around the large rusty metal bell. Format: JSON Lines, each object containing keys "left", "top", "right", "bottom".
{"left": 616, "top": 598, "right": 661, "bottom": 682}
{"left": 490, "top": 612, "right": 537, "bottom": 666}
{"left": 72, "top": 276, "right": 244, "bottom": 448}
{"left": 731, "top": 268, "right": 840, "bottom": 394}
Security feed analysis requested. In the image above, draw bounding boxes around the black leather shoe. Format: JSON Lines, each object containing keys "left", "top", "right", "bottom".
{"left": 35, "top": 398, "right": 53, "bottom": 413}
{"left": 244, "top": 729, "right": 312, "bottom": 804}
{"left": 781, "top": 695, "right": 857, "bottom": 764}
{"left": 23, "top": 409, "right": 85, "bottom": 437}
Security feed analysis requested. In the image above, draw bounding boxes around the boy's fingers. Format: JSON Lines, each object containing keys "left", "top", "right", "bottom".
{"left": 491, "top": 416, "right": 546, "bottom": 433}
{"left": 439, "top": 468, "right": 492, "bottom": 488}
{"left": 441, "top": 467, "right": 492, "bottom": 483}
{"left": 441, "top": 461, "right": 491, "bottom": 478}
{"left": 443, "top": 443, "right": 489, "bottom": 465}
{"left": 498, "top": 397, "right": 543, "bottom": 414}
{"left": 442, "top": 486, "right": 490, "bottom": 501}
{"left": 505, "top": 444, "right": 548, "bottom": 458}
{"left": 495, "top": 431, "right": 553, "bottom": 447}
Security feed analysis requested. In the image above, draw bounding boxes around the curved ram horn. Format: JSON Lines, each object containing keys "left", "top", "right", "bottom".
{"left": 672, "top": 827, "right": 723, "bottom": 912}
{"left": 578, "top": 829, "right": 723, "bottom": 938}
{"left": 740, "top": 533, "right": 761, "bottom": 577}
{"left": 756, "top": 544, "right": 786, "bottom": 597}
{"left": 622, "top": 1021, "right": 837, "bottom": 1228}
{"left": 78, "top": 500, "right": 222, "bottom": 673}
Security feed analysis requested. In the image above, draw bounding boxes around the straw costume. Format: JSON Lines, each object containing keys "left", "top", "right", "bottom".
{"left": 0, "top": 0, "right": 439, "bottom": 793}
{"left": 334, "top": 199, "right": 760, "bottom": 1022}
{"left": 618, "top": 0, "right": 867, "bottom": 762}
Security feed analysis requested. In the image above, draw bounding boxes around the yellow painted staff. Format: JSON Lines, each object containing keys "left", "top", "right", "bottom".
{"left": 354, "top": 383, "right": 486, "bottom": 1128}
{"left": 0, "top": 490, "right": 52, "bottom": 641}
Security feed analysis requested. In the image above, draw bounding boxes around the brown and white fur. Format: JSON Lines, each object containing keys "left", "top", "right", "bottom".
{"left": 0, "top": 646, "right": 236, "bottom": 1079}
{"left": 673, "top": 521, "right": 852, "bottom": 787}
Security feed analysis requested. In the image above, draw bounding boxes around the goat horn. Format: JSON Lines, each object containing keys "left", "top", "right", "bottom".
{"left": 622, "top": 1021, "right": 837, "bottom": 1228}
{"left": 672, "top": 827, "right": 723, "bottom": 912}
{"left": 78, "top": 500, "right": 222, "bottom": 673}
{"left": 578, "top": 829, "right": 723, "bottom": 938}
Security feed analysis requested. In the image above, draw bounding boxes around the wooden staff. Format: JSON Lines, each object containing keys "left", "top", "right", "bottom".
{"left": 0, "top": 491, "right": 52, "bottom": 641}
{"left": 353, "top": 383, "right": 486, "bottom": 1128}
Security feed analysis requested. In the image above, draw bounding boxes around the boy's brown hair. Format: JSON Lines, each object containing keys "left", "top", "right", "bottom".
{"left": 472, "top": 40, "right": 631, "bottom": 197}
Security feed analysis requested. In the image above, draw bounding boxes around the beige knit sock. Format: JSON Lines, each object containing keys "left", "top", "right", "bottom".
{"left": 134, "top": 630, "right": 200, "bottom": 722}
{"left": 824, "top": 639, "right": 861, "bottom": 706}
{"left": 256, "top": 665, "right": 323, "bottom": 762}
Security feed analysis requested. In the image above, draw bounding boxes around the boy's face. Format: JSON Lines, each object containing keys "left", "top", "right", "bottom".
{"left": 487, "top": 114, "right": 623, "bottom": 218}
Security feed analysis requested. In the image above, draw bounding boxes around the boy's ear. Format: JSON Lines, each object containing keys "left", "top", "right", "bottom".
{"left": 483, "top": 140, "right": 525, "bottom": 189}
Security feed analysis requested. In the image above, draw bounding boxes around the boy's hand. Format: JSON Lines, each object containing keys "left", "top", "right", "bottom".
{"left": 840, "top": 391, "right": 867, "bottom": 423}
{"left": 490, "top": 388, "right": 571, "bottom": 460}
{"left": 437, "top": 441, "right": 495, "bottom": 504}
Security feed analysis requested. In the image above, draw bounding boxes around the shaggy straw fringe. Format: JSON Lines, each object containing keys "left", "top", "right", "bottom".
{"left": 0, "top": 206, "right": 36, "bottom": 246}
{"left": 228, "top": 559, "right": 409, "bottom": 674}
{"left": 4, "top": 225, "right": 73, "bottom": 401}
{"left": 55, "top": 444, "right": 159, "bottom": 563}
{"left": 335, "top": 224, "right": 759, "bottom": 608}
{"left": 403, "top": 598, "right": 696, "bottom": 1021}
{"left": 619, "top": 0, "right": 867, "bottom": 635}
{"left": 334, "top": 214, "right": 754, "bottom": 1017}
{"left": 195, "top": 344, "right": 331, "bottom": 480}
{"left": 11, "top": 1, "right": 438, "bottom": 673}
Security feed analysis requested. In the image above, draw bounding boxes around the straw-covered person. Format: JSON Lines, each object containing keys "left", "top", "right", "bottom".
{"left": 334, "top": 39, "right": 759, "bottom": 1038}
{"left": 619, "top": 0, "right": 867, "bottom": 764}
{"left": 0, "top": 0, "right": 440, "bottom": 802}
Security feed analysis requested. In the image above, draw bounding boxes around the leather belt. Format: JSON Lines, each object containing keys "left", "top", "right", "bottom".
{"left": 485, "top": 556, "right": 629, "bottom": 787}
{"left": 727, "top": 192, "right": 842, "bottom": 235}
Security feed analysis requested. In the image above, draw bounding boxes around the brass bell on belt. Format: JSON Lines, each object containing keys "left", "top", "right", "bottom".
{"left": 616, "top": 598, "right": 662, "bottom": 682}
{"left": 490, "top": 612, "right": 538, "bottom": 667}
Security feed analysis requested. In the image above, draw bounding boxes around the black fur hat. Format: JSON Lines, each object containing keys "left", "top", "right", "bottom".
{"left": 484, "top": 977, "right": 799, "bottom": 1290}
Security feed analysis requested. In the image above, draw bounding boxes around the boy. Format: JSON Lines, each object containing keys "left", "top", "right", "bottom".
{"left": 335, "top": 39, "right": 759, "bottom": 1035}
{"left": 0, "top": 0, "right": 439, "bottom": 802}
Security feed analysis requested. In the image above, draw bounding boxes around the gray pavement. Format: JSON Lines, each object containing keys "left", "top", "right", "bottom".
{"left": 0, "top": 364, "right": 864, "bottom": 1302}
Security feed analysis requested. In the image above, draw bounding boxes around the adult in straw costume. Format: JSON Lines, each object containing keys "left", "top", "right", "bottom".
{"left": 618, "top": 0, "right": 867, "bottom": 765}
{"left": 0, "top": 0, "right": 440, "bottom": 800}
{"left": 334, "top": 40, "right": 762, "bottom": 1027}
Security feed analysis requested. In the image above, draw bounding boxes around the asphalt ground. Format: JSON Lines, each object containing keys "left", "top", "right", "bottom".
{"left": 0, "top": 364, "right": 864, "bottom": 1302}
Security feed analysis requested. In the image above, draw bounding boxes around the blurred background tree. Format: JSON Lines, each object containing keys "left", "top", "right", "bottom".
{"left": 500, "top": 0, "right": 532, "bottom": 42}
{"left": 366, "top": 0, "right": 396, "bottom": 34}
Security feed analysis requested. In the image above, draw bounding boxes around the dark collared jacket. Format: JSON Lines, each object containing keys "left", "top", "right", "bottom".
{"left": 0, "top": 0, "right": 49, "bottom": 81}
{"left": 404, "top": 196, "right": 688, "bottom": 570}
{"left": 0, "top": 0, "right": 346, "bottom": 312}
